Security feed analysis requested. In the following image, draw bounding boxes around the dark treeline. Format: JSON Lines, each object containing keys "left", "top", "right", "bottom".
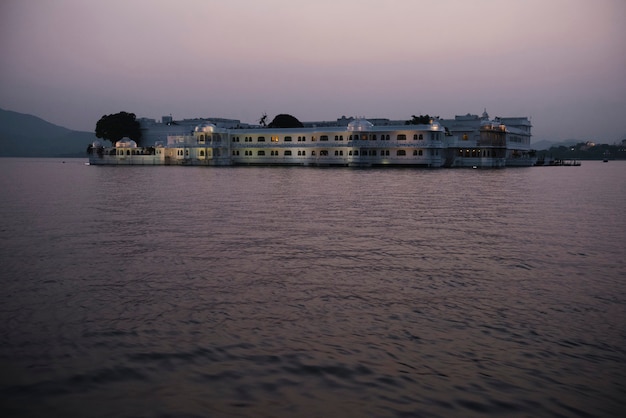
{"left": 540, "top": 142, "right": 625, "bottom": 160}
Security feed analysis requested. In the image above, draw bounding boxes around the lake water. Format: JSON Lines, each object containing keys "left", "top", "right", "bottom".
{"left": 1, "top": 158, "right": 625, "bottom": 417}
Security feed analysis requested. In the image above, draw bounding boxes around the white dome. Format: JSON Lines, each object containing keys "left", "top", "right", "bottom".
{"left": 115, "top": 138, "right": 138, "bottom": 148}
{"left": 347, "top": 118, "right": 374, "bottom": 131}
{"left": 91, "top": 139, "right": 105, "bottom": 148}
{"left": 194, "top": 122, "right": 216, "bottom": 133}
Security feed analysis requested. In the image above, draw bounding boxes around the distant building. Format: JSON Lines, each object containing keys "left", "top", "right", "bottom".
{"left": 138, "top": 115, "right": 249, "bottom": 146}
{"left": 438, "top": 109, "right": 534, "bottom": 166}
{"left": 89, "top": 110, "right": 537, "bottom": 168}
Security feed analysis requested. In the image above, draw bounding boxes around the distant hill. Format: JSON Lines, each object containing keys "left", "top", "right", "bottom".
{"left": 0, "top": 108, "right": 98, "bottom": 157}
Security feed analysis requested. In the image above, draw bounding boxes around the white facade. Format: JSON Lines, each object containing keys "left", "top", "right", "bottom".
{"left": 89, "top": 113, "right": 536, "bottom": 168}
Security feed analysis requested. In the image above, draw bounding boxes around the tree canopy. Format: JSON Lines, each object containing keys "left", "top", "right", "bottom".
{"left": 405, "top": 114, "right": 434, "bottom": 125}
{"left": 267, "top": 114, "right": 304, "bottom": 128}
{"left": 95, "top": 112, "right": 142, "bottom": 144}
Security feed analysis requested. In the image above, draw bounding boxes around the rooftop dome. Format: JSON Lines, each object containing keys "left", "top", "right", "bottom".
{"left": 91, "top": 139, "right": 105, "bottom": 148}
{"left": 347, "top": 118, "right": 374, "bottom": 131}
{"left": 115, "top": 138, "right": 138, "bottom": 148}
{"left": 194, "top": 122, "right": 216, "bottom": 133}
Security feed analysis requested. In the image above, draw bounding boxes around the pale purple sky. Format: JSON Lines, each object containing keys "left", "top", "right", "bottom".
{"left": 1, "top": 0, "right": 625, "bottom": 142}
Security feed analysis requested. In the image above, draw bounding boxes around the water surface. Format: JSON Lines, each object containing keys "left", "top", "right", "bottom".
{"left": 1, "top": 158, "right": 624, "bottom": 417}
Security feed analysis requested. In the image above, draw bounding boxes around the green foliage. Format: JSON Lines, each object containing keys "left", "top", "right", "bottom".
{"left": 95, "top": 111, "right": 142, "bottom": 144}
{"left": 405, "top": 114, "right": 433, "bottom": 125}
{"left": 267, "top": 114, "right": 304, "bottom": 128}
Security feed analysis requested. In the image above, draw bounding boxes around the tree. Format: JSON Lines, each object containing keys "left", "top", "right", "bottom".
{"left": 95, "top": 111, "right": 142, "bottom": 145}
{"left": 405, "top": 114, "right": 433, "bottom": 125}
{"left": 267, "top": 114, "right": 304, "bottom": 128}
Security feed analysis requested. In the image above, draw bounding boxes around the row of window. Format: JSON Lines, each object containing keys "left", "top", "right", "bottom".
{"left": 457, "top": 149, "right": 499, "bottom": 157}
{"left": 231, "top": 149, "right": 431, "bottom": 157}
{"left": 196, "top": 134, "right": 222, "bottom": 143}
{"left": 172, "top": 149, "right": 216, "bottom": 157}
{"left": 116, "top": 148, "right": 430, "bottom": 158}
{"left": 230, "top": 133, "right": 440, "bottom": 143}
{"left": 176, "top": 149, "right": 211, "bottom": 157}
{"left": 231, "top": 135, "right": 315, "bottom": 143}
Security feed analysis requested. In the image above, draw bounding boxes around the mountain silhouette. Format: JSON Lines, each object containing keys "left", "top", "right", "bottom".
{"left": 0, "top": 108, "right": 96, "bottom": 157}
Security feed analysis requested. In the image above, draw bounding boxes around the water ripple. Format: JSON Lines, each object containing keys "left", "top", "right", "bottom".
{"left": 1, "top": 160, "right": 625, "bottom": 417}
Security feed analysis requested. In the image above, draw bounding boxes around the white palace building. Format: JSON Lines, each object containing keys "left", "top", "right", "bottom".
{"left": 87, "top": 110, "right": 535, "bottom": 168}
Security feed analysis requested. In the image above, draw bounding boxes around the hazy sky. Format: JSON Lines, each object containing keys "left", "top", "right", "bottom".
{"left": 1, "top": 0, "right": 625, "bottom": 141}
